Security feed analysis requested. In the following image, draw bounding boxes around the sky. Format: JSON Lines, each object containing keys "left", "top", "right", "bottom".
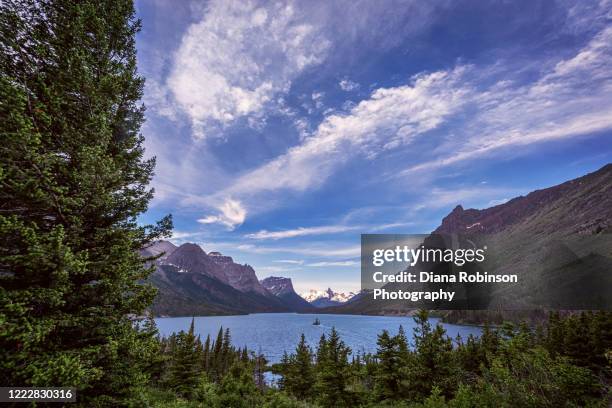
{"left": 135, "top": 0, "right": 612, "bottom": 294}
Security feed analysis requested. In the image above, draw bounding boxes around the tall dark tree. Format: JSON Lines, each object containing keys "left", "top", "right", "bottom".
{"left": 210, "top": 326, "right": 224, "bottom": 381}
{"left": 166, "top": 318, "right": 202, "bottom": 398}
{"left": 410, "top": 309, "right": 456, "bottom": 399}
{"left": 374, "top": 330, "right": 399, "bottom": 400}
{"left": 0, "top": 0, "right": 171, "bottom": 404}
{"left": 315, "top": 327, "right": 352, "bottom": 407}
{"left": 280, "top": 333, "right": 314, "bottom": 399}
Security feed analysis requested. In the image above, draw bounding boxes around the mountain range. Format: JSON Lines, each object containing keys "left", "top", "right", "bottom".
{"left": 300, "top": 288, "right": 357, "bottom": 308}
{"left": 144, "top": 164, "right": 610, "bottom": 319}
{"left": 324, "top": 163, "right": 612, "bottom": 320}
{"left": 143, "top": 242, "right": 286, "bottom": 316}
{"left": 143, "top": 242, "right": 339, "bottom": 316}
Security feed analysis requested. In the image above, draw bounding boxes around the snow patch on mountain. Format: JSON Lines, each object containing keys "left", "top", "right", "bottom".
{"left": 301, "top": 288, "right": 356, "bottom": 303}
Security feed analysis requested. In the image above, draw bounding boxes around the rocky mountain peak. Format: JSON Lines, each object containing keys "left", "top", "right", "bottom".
{"left": 260, "top": 276, "right": 314, "bottom": 312}
{"left": 141, "top": 240, "right": 177, "bottom": 259}
{"left": 435, "top": 164, "right": 612, "bottom": 235}
{"left": 208, "top": 251, "right": 234, "bottom": 264}
{"left": 165, "top": 243, "right": 225, "bottom": 282}
{"left": 177, "top": 242, "right": 205, "bottom": 254}
{"left": 260, "top": 276, "right": 295, "bottom": 296}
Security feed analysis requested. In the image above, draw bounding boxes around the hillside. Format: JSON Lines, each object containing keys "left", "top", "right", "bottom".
{"left": 324, "top": 164, "right": 612, "bottom": 319}
{"left": 144, "top": 242, "right": 293, "bottom": 316}
{"left": 260, "top": 276, "right": 315, "bottom": 312}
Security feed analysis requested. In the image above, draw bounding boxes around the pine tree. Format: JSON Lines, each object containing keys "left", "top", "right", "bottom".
{"left": 166, "top": 318, "right": 202, "bottom": 398}
{"left": 281, "top": 333, "right": 314, "bottom": 399}
{"left": 316, "top": 333, "right": 328, "bottom": 364}
{"left": 202, "top": 334, "right": 211, "bottom": 373}
{"left": 315, "top": 327, "right": 352, "bottom": 407}
{"left": 411, "top": 310, "right": 455, "bottom": 399}
{"left": 253, "top": 352, "right": 267, "bottom": 390}
{"left": 222, "top": 327, "right": 232, "bottom": 372}
{"left": 374, "top": 330, "right": 400, "bottom": 400}
{"left": 211, "top": 327, "right": 224, "bottom": 381}
{"left": 0, "top": 0, "right": 171, "bottom": 404}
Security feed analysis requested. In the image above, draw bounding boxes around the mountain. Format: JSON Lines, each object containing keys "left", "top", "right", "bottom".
{"left": 260, "top": 277, "right": 315, "bottom": 312}
{"left": 164, "top": 245, "right": 269, "bottom": 295}
{"left": 142, "top": 240, "right": 177, "bottom": 260}
{"left": 434, "top": 165, "right": 612, "bottom": 236}
{"left": 301, "top": 288, "right": 357, "bottom": 308}
{"left": 144, "top": 242, "right": 293, "bottom": 316}
{"left": 324, "top": 164, "right": 612, "bottom": 318}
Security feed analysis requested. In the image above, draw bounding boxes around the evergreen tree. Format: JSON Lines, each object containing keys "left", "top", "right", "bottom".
{"left": 211, "top": 326, "right": 224, "bottom": 381}
{"left": 202, "top": 334, "right": 211, "bottom": 373}
{"left": 0, "top": 0, "right": 171, "bottom": 404}
{"left": 222, "top": 327, "right": 232, "bottom": 372}
{"left": 240, "top": 347, "right": 249, "bottom": 364}
{"left": 411, "top": 310, "right": 455, "bottom": 399}
{"left": 280, "top": 333, "right": 314, "bottom": 399}
{"left": 166, "top": 318, "right": 202, "bottom": 398}
{"left": 374, "top": 330, "right": 401, "bottom": 400}
{"left": 315, "top": 327, "right": 352, "bottom": 408}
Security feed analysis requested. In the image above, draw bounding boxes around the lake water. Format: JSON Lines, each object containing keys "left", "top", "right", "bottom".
{"left": 155, "top": 313, "right": 482, "bottom": 364}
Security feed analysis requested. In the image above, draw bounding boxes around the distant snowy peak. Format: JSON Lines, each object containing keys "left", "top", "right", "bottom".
{"left": 301, "top": 288, "right": 356, "bottom": 303}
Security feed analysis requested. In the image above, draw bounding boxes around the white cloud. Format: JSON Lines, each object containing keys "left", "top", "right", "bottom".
{"left": 307, "top": 260, "right": 359, "bottom": 267}
{"left": 166, "top": 0, "right": 330, "bottom": 138}
{"left": 222, "top": 66, "right": 469, "bottom": 198}
{"left": 273, "top": 259, "right": 305, "bottom": 265}
{"left": 145, "top": 2, "right": 612, "bottom": 230}
{"left": 370, "top": 222, "right": 415, "bottom": 231}
{"left": 170, "top": 230, "right": 206, "bottom": 240}
{"left": 198, "top": 199, "right": 247, "bottom": 230}
{"left": 234, "top": 243, "right": 361, "bottom": 258}
{"left": 339, "top": 78, "right": 359, "bottom": 91}
{"left": 403, "top": 26, "right": 612, "bottom": 174}
{"left": 220, "top": 25, "right": 612, "bottom": 210}
{"left": 311, "top": 91, "right": 325, "bottom": 109}
{"left": 255, "top": 265, "right": 294, "bottom": 274}
{"left": 246, "top": 224, "right": 359, "bottom": 240}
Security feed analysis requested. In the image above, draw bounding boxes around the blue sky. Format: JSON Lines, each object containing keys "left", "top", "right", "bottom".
{"left": 135, "top": 0, "right": 612, "bottom": 293}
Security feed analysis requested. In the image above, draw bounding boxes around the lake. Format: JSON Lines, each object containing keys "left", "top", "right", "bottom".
{"left": 155, "top": 313, "right": 482, "bottom": 364}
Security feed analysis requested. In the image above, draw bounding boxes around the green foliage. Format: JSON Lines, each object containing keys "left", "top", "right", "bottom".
{"left": 165, "top": 319, "right": 202, "bottom": 398}
{"left": 314, "top": 327, "right": 354, "bottom": 407}
{"left": 0, "top": 0, "right": 171, "bottom": 405}
{"left": 373, "top": 327, "right": 411, "bottom": 401}
{"left": 409, "top": 310, "right": 457, "bottom": 399}
{"left": 272, "top": 311, "right": 610, "bottom": 408}
{"left": 1, "top": 1, "right": 610, "bottom": 407}
{"left": 277, "top": 333, "right": 314, "bottom": 399}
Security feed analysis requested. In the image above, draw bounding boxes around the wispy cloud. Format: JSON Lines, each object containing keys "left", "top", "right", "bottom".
{"left": 234, "top": 243, "right": 361, "bottom": 258}
{"left": 402, "top": 26, "right": 612, "bottom": 174}
{"left": 165, "top": 0, "right": 330, "bottom": 139}
{"left": 307, "top": 260, "right": 359, "bottom": 267}
{"left": 254, "top": 265, "right": 295, "bottom": 274}
{"left": 246, "top": 224, "right": 359, "bottom": 240}
{"left": 245, "top": 221, "right": 416, "bottom": 240}
{"left": 198, "top": 198, "right": 247, "bottom": 230}
{"left": 222, "top": 66, "right": 469, "bottom": 200}
{"left": 209, "top": 24, "right": 612, "bottom": 222}
{"left": 273, "top": 259, "right": 305, "bottom": 265}
{"left": 339, "top": 78, "right": 360, "bottom": 91}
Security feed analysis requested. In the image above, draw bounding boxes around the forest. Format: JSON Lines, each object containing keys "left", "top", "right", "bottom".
{"left": 0, "top": 1, "right": 610, "bottom": 406}
{"left": 145, "top": 310, "right": 612, "bottom": 407}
